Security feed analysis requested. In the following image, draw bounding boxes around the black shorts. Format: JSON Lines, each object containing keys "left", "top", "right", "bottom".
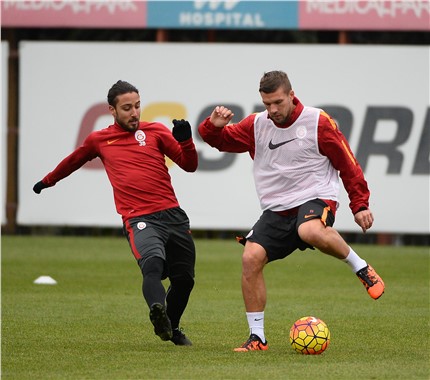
{"left": 123, "top": 207, "right": 195, "bottom": 280}
{"left": 246, "top": 199, "right": 335, "bottom": 263}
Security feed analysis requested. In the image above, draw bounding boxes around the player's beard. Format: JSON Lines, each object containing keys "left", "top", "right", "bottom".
{"left": 269, "top": 113, "right": 288, "bottom": 125}
{"left": 117, "top": 118, "right": 139, "bottom": 132}
{"left": 269, "top": 107, "right": 294, "bottom": 126}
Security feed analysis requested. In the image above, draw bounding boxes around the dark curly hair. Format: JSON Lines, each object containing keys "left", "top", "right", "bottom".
{"left": 107, "top": 80, "right": 139, "bottom": 107}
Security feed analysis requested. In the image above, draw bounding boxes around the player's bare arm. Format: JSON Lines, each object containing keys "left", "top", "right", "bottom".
{"left": 354, "top": 209, "right": 374, "bottom": 233}
{"left": 210, "top": 106, "right": 234, "bottom": 128}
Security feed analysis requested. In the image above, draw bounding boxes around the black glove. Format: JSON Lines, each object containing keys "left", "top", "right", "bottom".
{"left": 172, "top": 119, "right": 192, "bottom": 142}
{"left": 33, "top": 180, "right": 48, "bottom": 194}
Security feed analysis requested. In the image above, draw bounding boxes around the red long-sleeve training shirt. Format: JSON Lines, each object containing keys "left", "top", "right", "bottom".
{"left": 42, "top": 121, "right": 198, "bottom": 222}
{"left": 198, "top": 97, "right": 370, "bottom": 215}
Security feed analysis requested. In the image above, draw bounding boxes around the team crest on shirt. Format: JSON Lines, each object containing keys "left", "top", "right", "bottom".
{"left": 296, "top": 126, "right": 307, "bottom": 139}
{"left": 135, "top": 130, "right": 146, "bottom": 146}
{"left": 295, "top": 126, "right": 307, "bottom": 146}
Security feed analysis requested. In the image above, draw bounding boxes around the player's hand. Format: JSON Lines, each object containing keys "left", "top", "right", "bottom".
{"left": 172, "top": 119, "right": 192, "bottom": 142}
{"left": 33, "top": 180, "right": 48, "bottom": 194}
{"left": 210, "top": 106, "right": 234, "bottom": 128}
{"left": 354, "top": 209, "right": 374, "bottom": 233}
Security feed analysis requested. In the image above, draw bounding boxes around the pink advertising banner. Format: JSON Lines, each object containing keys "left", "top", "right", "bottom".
{"left": 299, "top": 0, "right": 430, "bottom": 31}
{"left": 1, "top": 0, "right": 147, "bottom": 28}
{"left": 1, "top": 0, "right": 429, "bottom": 31}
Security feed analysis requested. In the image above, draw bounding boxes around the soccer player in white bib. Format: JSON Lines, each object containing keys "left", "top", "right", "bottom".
{"left": 198, "top": 70, "right": 385, "bottom": 352}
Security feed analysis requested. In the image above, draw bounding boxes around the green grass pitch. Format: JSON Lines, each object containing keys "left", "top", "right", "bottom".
{"left": 2, "top": 236, "right": 429, "bottom": 379}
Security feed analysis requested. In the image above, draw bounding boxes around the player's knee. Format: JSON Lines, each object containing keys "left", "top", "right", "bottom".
{"left": 298, "top": 221, "right": 325, "bottom": 247}
{"left": 140, "top": 257, "right": 165, "bottom": 278}
{"left": 171, "top": 273, "right": 195, "bottom": 292}
{"left": 242, "top": 244, "right": 266, "bottom": 273}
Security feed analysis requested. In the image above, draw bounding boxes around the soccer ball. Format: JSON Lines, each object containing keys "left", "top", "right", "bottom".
{"left": 289, "top": 316, "right": 330, "bottom": 355}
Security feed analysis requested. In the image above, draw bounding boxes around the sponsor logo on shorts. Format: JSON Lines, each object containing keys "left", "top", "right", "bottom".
{"left": 137, "top": 222, "right": 146, "bottom": 230}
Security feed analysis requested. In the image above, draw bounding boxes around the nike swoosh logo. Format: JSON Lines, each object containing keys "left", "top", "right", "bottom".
{"left": 268, "top": 138, "right": 297, "bottom": 150}
{"left": 254, "top": 318, "right": 263, "bottom": 321}
{"left": 107, "top": 139, "right": 120, "bottom": 145}
{"left": 304, "top": 214, "right": 316, "bottom": 218}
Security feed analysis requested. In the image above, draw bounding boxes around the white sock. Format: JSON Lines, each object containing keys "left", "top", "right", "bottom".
{"left": 246, "top": 311, "right": 266, "bottom": 343}
{"left": 343, "top": 246, "right": 367, "bottom": 273}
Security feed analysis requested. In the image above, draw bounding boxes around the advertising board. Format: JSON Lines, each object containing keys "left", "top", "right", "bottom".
{"left": 2, "top": 1, "right": 429, "bottom": 31}
{"left": 18, "top": 42, "right": 429, "bottom": 233}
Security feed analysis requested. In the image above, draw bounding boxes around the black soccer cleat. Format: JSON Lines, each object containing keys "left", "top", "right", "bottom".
{"left": 170, "top": 328, "right": 192, "bottom": 346}
{"left": 236, "top": 235, "right": 247, "bottom": 246}
{"left": 149, "top": 303, "right": 173, "bottom": 341}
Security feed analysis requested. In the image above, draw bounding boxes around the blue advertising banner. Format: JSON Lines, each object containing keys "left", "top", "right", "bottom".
{"left": 147, "top": 1, "right": 299, "bottom": 29}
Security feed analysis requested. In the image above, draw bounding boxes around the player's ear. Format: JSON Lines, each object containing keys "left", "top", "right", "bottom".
{"left": 109, "top": 105, "right": 116, "bottom": 117}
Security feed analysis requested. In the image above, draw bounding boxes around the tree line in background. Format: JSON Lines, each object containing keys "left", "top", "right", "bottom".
{"left": 2, "top": 27, "right": 430, "bottom": 44}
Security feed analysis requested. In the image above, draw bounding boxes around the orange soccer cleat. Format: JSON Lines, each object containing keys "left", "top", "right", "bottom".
{"left": 234, "top": 334, "right": 269, "bottom": 352}
{"left": 356, "top": 264, "right": 385, "bottom": 300}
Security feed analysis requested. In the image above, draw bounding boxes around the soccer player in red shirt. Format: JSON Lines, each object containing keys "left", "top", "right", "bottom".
{"left": 33, "top": 80, "right": 197, "bottom": 346}
{"left": 198, "top": 70, "right": 384, "bottom": 352}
